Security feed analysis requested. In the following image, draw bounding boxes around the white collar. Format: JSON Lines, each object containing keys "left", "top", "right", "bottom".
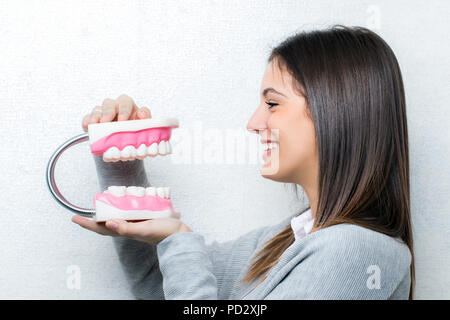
{"left": 290, "top": 208, "right": 314, "bottom": 241}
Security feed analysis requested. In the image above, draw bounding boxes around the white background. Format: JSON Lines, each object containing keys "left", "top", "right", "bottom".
{"left": 0, "top": 0, "right": 448, "bottom": 299}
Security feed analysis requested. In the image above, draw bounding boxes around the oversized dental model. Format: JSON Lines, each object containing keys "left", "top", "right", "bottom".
{"left": 87, "top": 118, "right": 180, "bottom": 221}
{"left": 88, "top": 118, "right": 179, "bottom": 162}
{"left": 93, "top": 186, "right": 180, "bottom": 222}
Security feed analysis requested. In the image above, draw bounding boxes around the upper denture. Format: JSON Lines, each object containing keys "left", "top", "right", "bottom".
{"left": 90, "top": 126, "right": 172, "bottom": 159}
{"left": 87, "top": 118, "right": 178, "bottom": 161}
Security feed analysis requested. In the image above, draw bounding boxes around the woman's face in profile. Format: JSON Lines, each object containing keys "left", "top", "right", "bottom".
{"left": 247, "top": 58, "right": 318, "bottom": 186}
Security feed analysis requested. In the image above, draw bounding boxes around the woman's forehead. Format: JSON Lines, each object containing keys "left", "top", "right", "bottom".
{"left": 261, "top": 60, "right": 294, "bottom": 96}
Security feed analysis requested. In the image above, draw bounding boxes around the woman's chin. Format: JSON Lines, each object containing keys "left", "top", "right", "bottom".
{"left": 260, "top": 159, "right": 282, "bottom": 180}
{"left": 261, "top": 148, "right": 280, "bottom": 176}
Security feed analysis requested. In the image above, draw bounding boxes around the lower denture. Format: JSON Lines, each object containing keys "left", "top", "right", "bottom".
{"left": 94, "top": 193, "right": 174, "bottom": 211}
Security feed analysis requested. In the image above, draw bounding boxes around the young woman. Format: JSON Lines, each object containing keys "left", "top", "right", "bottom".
{"left": 72, "top": 26, "right": 414, "bottom": 299}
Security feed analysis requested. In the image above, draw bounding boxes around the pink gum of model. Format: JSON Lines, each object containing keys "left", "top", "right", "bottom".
{"left": 94, "top": 193, "right": 174, "bottom": 211}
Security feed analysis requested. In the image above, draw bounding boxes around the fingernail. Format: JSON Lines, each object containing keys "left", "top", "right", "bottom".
{"left": 108, "top": 220, "right": 118, "bottom": 229}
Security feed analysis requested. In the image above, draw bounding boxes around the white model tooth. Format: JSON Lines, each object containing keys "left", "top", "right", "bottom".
{"left": 147, "top": 142, "right": 158, "bottom": 156}
{"left": 121, "top": 145, "right": 136, "bottom": 159}
{"left": 108, "top": 147, "right": 120, "bottom": 160}
{"left": 163, "top": 187, "right": 171, "bottom": 198}
{"left": 120, "top": 147, "right": 130, "bottom": 158}
{"left": 135, "top": 187, "right": 145, "bottom": 196}
{"left": 136, "top": 144, "right": 147, "bottom": 159}
{"left": 158, "top": 140, "right": 168, "bottom": 155}
{"left": 145, "top": 187, "right": 156, "bottom": 196}
{"left": 103, "top": 148, "right": 114, "bottom": 161}
{"left": 166, "top": 141, "right": 172, "bottom": 154}
{"left": 129, "top": 146, "right": 137, "bottom": 158}
{"left": 126, "top": 186, "right": 142, "bottom": 196}
{"left": 156, "top": 187, "right": 165, "bottom": 198}
{"left": 108, "top": 186, "right": 126, "bottom": 197}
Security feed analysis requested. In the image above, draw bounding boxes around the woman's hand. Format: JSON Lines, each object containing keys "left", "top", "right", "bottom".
{"left": 72, "top": 215, "right": 192, "bottom": 244}
{"left": 81, "top": 93, "right": 151, "bottom": 131}
{"left": 72, "top": 94, "right": 193, "bottom": 244}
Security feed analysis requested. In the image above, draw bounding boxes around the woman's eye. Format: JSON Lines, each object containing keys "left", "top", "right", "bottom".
{"left": 265, "top": 101, "right": 278, "bottom": 109}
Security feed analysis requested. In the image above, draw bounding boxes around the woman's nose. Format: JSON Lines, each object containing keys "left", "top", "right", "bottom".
{"left": 246, "top": 106, "right": 267, "bottom": 134}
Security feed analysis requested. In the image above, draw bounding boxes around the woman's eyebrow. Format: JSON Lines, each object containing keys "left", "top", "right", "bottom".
{"left": 262, "top": 87, "right": 287, "bottom": 98}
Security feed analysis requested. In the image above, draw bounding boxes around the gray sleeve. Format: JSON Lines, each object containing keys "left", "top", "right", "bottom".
{"left": 93, "top": 156, "right": 165, "bottom": 300}
{"left": 155, "top": 220, "right": 288, "bottom": 300}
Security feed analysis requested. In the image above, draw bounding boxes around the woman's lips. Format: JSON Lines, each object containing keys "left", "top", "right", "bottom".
{"left": 262, "top": 143, "right": 279, "bottom": 162}
{"left": 261, "top": 139, "right": 279, "bottom": 144}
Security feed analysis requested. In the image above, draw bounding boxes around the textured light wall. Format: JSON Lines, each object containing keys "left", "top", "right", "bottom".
{"left": 0, "top": 0, "right": 448, "bottom": 299}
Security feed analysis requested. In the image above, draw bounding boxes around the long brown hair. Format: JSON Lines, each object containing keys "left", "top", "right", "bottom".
{"left": 240, "top": 26, "right": 415, "bottom": 299}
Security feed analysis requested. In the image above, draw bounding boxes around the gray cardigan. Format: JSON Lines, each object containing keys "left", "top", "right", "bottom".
{"left": 93, "top": 156, "right": 412, "bottom": 299}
